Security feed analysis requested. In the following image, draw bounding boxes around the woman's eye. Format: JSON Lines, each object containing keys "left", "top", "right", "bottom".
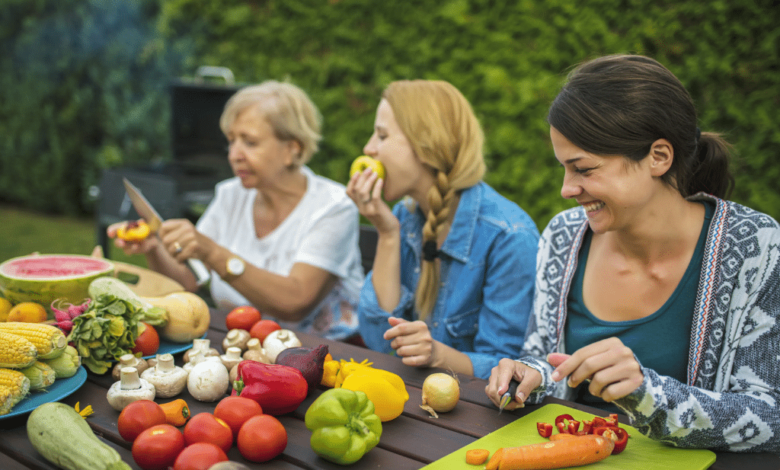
{"left": 575, "top": 167, "right": 594, "bottom": 175}
{"left": 377, "top": 134, "right": 387, "bottom": 141}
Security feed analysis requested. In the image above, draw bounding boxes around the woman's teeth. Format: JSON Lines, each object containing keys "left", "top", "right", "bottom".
{"left": 583, "top": 201, "right": 605, "bottom": 212}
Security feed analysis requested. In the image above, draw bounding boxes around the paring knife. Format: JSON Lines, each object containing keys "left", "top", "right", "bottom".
{"left": 122, "top": 178, "right": 211, "bottom": 287}
{"left": 498, "top": 379, "right": 521, "bottom": 415}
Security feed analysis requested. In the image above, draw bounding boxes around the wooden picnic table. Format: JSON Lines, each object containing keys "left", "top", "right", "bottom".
{"left": 1, "top": 308, "right": 778, "bottom": 469}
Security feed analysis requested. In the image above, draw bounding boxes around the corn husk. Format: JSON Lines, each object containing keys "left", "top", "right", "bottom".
{"left": 19, "top": 362, "right": 56, "bottom": 390}
{"left": 42, "top": 345, "right": 80, "bottom": 378}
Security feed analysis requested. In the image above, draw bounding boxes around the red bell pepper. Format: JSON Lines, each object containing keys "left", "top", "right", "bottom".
{"left": 554, "top": 414, "right": 580, "bottom": 434}
{"left": 232, "top": 360, "right": 308, "bottom": 415}
{"left": 594, "top": 426, "right": 629, "bottom": 454}
{"left": 537, "top": 422, "right": 553, "bottom": 438}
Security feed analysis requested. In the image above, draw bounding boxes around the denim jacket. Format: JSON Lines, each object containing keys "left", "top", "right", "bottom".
{"left": 357, "top": 182, "right": 540, "bottom": 379}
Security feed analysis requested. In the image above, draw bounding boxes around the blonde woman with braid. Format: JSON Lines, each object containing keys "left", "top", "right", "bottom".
{"left": 346, "top": 80, "right": 539, "bottom": 379}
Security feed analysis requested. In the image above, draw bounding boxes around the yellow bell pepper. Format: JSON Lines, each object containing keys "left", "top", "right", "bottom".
{"left": 321, "top": 360, "right": 340, "bottom": 388}
{"left": 334, "top": 359, "right": 409, "bottom": 422}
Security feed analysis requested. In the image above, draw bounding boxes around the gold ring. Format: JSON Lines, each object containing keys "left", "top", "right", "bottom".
{"left": 173, "top": 242, "right": 182, "bottom": 254}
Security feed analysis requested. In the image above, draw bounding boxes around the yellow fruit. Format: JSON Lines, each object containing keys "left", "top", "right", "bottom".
{"left": 0, "top": 298, "right": 12, "bottom": 322}
{"left": 349, "top": 156, "right": 386, "bottom": 180}
{"left": 340, "top": 370, "right": 409, "bottom": 422}
{"left": 7, "top": 302, "right": 48, "bottom": 323}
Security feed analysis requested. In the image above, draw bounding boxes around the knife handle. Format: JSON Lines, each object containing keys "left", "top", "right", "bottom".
{"left": 186, "top": 258, "right": 211, "bottom": 287}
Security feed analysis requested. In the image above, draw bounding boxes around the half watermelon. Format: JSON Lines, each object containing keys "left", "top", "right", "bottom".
{"left": 0, "top": 254, "right": 114, "bottom": 319}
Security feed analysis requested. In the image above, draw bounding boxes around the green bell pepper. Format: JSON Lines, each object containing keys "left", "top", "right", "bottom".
{"left": 305, "top": 388, "right": 383, "bottom": 465}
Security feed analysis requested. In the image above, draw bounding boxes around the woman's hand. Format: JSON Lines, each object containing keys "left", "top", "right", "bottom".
{"left": 485, "top": 358, "right": 542, "bottom": 411}
{"left": 550, "top": 337, "right": 644, "bottom": 402}
{"left": 384, "top": 316, "right": 439, "bottom": 367}
{"left": 157, "top": 219, "right": 213, "bottom": 263}
{"left": 107, "top": 220, "right": 160, "bottom": 255}
{"left": 346, "top": 168, "right": 398, "bottom": 234}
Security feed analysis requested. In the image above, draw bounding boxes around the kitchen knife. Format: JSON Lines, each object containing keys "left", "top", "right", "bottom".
{"left": 122, "top": 178, "right": 211, "bottom": 287}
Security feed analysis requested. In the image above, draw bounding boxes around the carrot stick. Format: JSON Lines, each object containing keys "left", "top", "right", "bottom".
{"left": 465, "top": 449, "right": 490, "bottom": 465}
{"left": 495, "top": 434, "right": 614, "bottom": 469}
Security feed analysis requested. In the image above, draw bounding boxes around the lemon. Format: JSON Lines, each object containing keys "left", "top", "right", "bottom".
{"left": 0, "top": 298, "right": 12, "bottom": 322}
{"left": 8, "top": 301, "right": 48, "bottom": 323}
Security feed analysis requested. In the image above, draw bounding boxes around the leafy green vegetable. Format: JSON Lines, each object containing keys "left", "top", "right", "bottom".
{"left": 67, "top": 294, "right": 143, "bottom": 375}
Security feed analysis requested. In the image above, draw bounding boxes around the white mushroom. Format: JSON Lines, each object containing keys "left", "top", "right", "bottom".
{"left": 262, "top": 329, "right": 301, "bottom": 363}
{"left": 222, "top": 329, "right": 252, "bottom": 353}
{"left": 187, "top": 360, "right": 229, "bottom": 402}
{"left": 107, "top": 367, "right": 156, "bottom": 411}
{"left": 220, "top": 347, "right": 243, "bottom": 371}
{"left": 112, "top": 354, "right": 149, "bottom": 381}
{"left": 141, "top": 353, "right": 188, "bottom": 398}
{"left": 242, "top": 338, "right": 272, "bottom": 364}
{"left": 183, "top": 338, "right": 220, "bottom": 363}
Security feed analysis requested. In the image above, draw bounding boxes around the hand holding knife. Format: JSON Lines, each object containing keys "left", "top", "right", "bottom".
{"left": 498, "top": 379, "right": 522, "bottom": 415}
{"left": 122, "top": 178, "right": 211, "bottom": 287}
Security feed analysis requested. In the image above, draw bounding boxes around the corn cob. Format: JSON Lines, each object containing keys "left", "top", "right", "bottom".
{"left": 0, "top": 323, "right": 66, "bottom": 360}
{"left": 19, "top": 361, "right": 56, "bottom": 390}
{"left": 0, "top": 368, "right": 31, "bottom": 415}
{"left": 0, "top": 331, "right": 38, "bottom": 368}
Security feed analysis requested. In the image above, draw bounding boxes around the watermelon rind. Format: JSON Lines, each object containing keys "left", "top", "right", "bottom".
{"left": 0, "top": 254, "right": 115, "bottom": 319}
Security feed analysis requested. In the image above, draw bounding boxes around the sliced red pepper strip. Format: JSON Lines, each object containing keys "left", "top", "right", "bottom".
{"left": 537, "top": 422, "right": 553, "bottom": 438}
{"left": 581, "top": 419, "right": 593, "bottom": 434}
{"left": 567, "top": 420, "right": 581, "bottom": 434}
{"left": 591, "top": 417, "right": 607, "bottom": 429}
{"left": 594, "top": 426, "right": 629, "bottom": 454}
{"left": 554, "top": 414, "right": 575, "bottom": 427}
{"left": 606, "top": 413, "right": 620, "bottom": 426}
{"left": 556, "top": 422, "right": 567, "bottom": 434}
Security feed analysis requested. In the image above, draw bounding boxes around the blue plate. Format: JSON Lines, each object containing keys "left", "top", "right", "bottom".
{"left": 142, "top": 332, "right": 208, "bottom": 359}
{"left": 1, "top": 366, "right": 88, "bottom": 419}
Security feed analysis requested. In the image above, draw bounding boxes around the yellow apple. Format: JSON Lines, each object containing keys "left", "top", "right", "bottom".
{"left": 349, "top": 155, "right": 386, "bottom": 180}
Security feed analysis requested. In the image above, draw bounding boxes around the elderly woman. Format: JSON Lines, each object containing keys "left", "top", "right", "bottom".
{"left": 347, "top": 80, "right": 539, "bottom": 379}
{"left": 110, "top": 80, "right": 364, "bottom": 340}
{"left": 486, "top": 55, "right": 780, "bottom": 453}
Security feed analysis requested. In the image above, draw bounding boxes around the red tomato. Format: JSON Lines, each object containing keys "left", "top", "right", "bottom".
{"left": 173, "top": 442, "right": 228, "bottom": 470}
{"left": 132, "top": 424, "right": 185, "bottom": 470}
{"left": 183, "top": 413, "right": 233, "bottom": 453}
{"left": 213, "top": 396, "right": 263, "bottom": 440}
{"left": 249, "top": 319, "right": 281, "bottom": 343}
{"left": 117, "top": 400, "right": 167, "bottom": 442}
{"left": 131, "top": 322, "right": 160, "bottom": 356}
{"left": 237, "top": 414, "right": 287, "bottom": 462}
{"left": 226, "top": 306, "right": 262, "bottom": 331}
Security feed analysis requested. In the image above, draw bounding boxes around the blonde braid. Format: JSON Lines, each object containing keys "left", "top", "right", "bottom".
{"left": 415, "top": 170, "right": 455, "bottom": 320}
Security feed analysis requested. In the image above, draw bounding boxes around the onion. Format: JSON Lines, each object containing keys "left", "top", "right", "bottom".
{"left": 420, "top": 372, "right": 460, "bottom": 418}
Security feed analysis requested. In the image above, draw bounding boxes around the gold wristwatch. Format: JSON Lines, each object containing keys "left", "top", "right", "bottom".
{"left": 225, "top": 256, "right": 246, "bottom": 280}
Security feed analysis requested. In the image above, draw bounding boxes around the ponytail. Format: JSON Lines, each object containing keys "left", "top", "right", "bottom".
{"left": 684, "top": 131, "right": 734, "bottom": 199}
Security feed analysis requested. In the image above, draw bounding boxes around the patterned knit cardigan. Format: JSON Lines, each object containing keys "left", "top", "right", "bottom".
{"left": 519, "top": 193, "right": 780, "bottom": 453}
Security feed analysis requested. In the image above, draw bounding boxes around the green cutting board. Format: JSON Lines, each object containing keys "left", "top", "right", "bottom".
{"left": 422, "top": 403, "right": 716, "bottom": 469}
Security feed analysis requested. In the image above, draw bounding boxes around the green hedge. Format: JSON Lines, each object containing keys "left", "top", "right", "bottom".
{"left": 2, "top": 0, "right": 778, "bottom": 230}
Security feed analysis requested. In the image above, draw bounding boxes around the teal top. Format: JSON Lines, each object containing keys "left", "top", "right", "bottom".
{"left": 565, "top": 202, "right": 713, "bottom": 413}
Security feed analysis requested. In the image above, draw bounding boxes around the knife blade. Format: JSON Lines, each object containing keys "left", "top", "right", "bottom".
{"left": 498, "top": 379, "right": 520, "bottom": 415}
{"left": 122, "top": 178, "right": 211, "bottom": 287}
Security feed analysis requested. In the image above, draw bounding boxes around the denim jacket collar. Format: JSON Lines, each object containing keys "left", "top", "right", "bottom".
{"left": 400, "top": 183, "right": 483, "bottom": 264}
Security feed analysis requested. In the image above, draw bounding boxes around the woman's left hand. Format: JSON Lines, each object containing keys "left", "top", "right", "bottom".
{"left": 550, "top": 337, "right": 644, "bottom": 402}
{"left": 158, "top": 219, "right": 211, "bottom": 262}
{"left": 384, "top": 316, "right": 439, "bottom": 367}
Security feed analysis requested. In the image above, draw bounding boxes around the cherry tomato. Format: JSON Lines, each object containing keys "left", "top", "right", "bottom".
{"left": 132, "top": 322, "right": 160, "bottom": 356}
{"left": 183, "top": 413, "right": 233, "bottom": 453}
{"left": 226, "top": 306, "right": 262, "bottom": 331}
{"left": 132, "top": 424, "right": 185, "bottom": 470}
{"left": 237, "top": 414, "right": 287, "bottom": 462}
{"left": 213, "top": 396, "right": 263, "bottom": 440}
{"left": 249, "top": 319, "right": 281, "bottom": 343}
{"left": 117, "top": 400, "right": 167, "bottom": 442}
{"left": 173, "top": 442, "right": 228, "bottom": 470}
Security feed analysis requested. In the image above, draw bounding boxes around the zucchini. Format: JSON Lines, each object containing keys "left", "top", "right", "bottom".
{"left": 27, "top": 402, "right": 131, "bottom": 470}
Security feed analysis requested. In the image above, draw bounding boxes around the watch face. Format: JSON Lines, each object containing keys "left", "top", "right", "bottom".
{"left": 227, "top": 257, "right": 245, "bottom": 276}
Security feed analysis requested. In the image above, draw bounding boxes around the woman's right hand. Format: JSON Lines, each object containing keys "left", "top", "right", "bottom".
{"left": 485, "top": 358, "right": 542, "bottom": 411}
{"left": 346, "top": 168, "right": 399, "bottom": 234}
{"left": 107, "top": 220, "right": 160, "bottom": 256}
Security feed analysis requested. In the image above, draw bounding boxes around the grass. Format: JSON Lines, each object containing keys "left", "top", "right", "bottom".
{"left": 1, "top": 204, "right": 146, "bottom": 268}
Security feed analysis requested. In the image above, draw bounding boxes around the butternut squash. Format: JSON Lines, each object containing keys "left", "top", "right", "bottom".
{"left": 141, "top": 292, "right": 210, "bottom": 343}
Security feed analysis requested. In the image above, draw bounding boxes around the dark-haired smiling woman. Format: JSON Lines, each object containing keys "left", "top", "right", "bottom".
{"left": 486, "top": 55, "right": 780, "bottom": 453}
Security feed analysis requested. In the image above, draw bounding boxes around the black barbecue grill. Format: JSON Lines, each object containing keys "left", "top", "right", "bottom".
{"left": 95, "top": 67, "right": 240, "bottom": 256}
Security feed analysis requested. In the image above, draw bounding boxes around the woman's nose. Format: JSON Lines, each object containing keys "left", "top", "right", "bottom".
{"left": 363, "top": 136, "right": 377, "bottom": 157}
{"left": 560, "top": 173, "right": 581, "bottom": 199}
